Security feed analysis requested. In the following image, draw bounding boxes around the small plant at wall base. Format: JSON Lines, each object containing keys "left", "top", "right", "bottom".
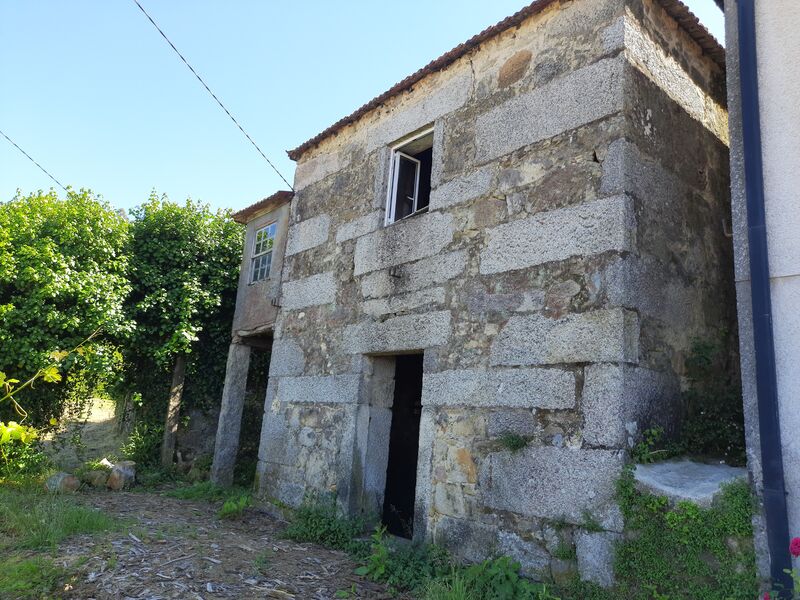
{"left": 282, "top": 493, "right": 368, "bottom": 556}
{"left": 613, "top": 466, "right": 757, "bottom": 599}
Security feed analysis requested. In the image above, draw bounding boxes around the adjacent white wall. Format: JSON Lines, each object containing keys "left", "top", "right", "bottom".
{"left": 726, "top": 0, "right": 800, "bottom": 574}
{"left": 755, "top": 0, "right": 800, "bottom": 547}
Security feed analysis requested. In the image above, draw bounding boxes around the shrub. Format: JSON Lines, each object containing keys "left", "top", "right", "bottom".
{"left": 120, "top": 421, "right": 163, "bottom": 467}
{"left": 356, "top": 526, "right": 450, "bottom": 592}
{"left": 0, "top": 421, "right": 49, "bottom": 478}
{"left": 0, "top": 189, "right": 130, "bottom": 425}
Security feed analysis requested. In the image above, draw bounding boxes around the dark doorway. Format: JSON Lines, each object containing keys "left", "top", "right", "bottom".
{"left": 236, "top": 341, "right": 271, "bottom": 486}
{"left": 382, "top": 354, "right": 424, "bottom": 538}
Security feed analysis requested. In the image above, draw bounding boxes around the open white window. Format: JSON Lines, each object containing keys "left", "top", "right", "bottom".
{"left": 386, "top": 128, "right": 433, "bottom": 224}
{"left": 250, "top": 222, "right": 277, "bottom": 283}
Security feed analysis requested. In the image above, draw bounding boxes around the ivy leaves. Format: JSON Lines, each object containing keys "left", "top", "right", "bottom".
{"left": 126, "top": 194, "right": 242, "bottom": 365}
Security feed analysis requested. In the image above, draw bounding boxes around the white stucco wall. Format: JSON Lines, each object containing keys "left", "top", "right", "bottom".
{"left": 727, "top": 0, "right": 800, "bottom": 573}
{"left": 756, "top": 0, "right": 800, "bottom": 545}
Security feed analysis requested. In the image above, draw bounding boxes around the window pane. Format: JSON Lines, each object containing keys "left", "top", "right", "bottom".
{"left": 254, "top": 224, "right": 276, "bottom": 255}
{"left": 394, "top": 155, "right": 419, "bottom": 220}
{"left": 250, "top": 252, "right": 272, "bottom": 282}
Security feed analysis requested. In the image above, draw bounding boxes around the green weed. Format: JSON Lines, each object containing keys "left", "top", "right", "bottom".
{"left": 218, "top": 493, "right": 251, "bottom": 519}
{"left": 282, "top": 493, "right": 367, "bottom": 556}
{"left": 498, "top": 433, "right": 529, "bottom": 452}
{"left": 613, "top": 468, "right": 757, "bottom": 599}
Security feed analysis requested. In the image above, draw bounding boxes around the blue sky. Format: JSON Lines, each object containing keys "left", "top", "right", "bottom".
{"left": 0, "top": 1, "right": 724, "bottom": 214}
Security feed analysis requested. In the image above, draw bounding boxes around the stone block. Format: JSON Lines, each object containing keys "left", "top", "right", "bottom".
{"left": 281, "top": 272, "right": 336, "bottom": 310}
{"left": 362, "top": 287, "right": 446, "bottom": 317}
{"left": 335, "top": 211, "right": 383, "bottom": 243}
{"left": 490, "top": 309, "right": 639, "bottom": 366}
{"left": 551, "top": 558, "right": 579, "bottom": 587}
{"left": 497, "top": 530, "right": 550, "bottom": 578}
{"left": 285, "top": 214, "right": 330, "bottom": 256}
{"left": 107, "top": 461, "right": 136, "bottom": 491}
{"left": 81, "top": 470, "right": 110, "bottom": 488}
{"left": 258, "top": 409, "right": 298, "bottom": 467}
{"left": 421, "top": 368, "right": 575, "bottom": 409}
{"left": 576, "top": 531, "right": 621, "bottom": 588}
{"left": 479, "top": 195, "right": 635, "bottom": 275}
{"left": 353, "top": 212, "right": 454, "bottom": 276}
{"left": 276, "top": 374, "right": 360, "bottom": 405}
{"left": 45, "top": 472, "right": 80, "bottom": 493}
{"left": 342, "top": 311, "right": 451, "bottom": 354}
{"left": 479, "top": 446, "right": 624, "bottom": 525}
{"left": 475, "top": 56, "right": 624, "bottom": 161}
{"left": 487, "top": 410, "right": 539, "bottom": 438}
{"left": 360, "top": 250, "right": 467, "bottom": 299}
{"left": 268, "top": 338, "right": 306, "bottom": 377}
{"left": 434, "top": 516, "right": 499, "bottom": 563}
{"left": 429, "top": 163, "right": 495, "bottom": 210}
{"left": 634, "top": 460, "right": 748, "bottom": 508}
{"left": 582, "top": 364, "right": 679, "bottom": 448}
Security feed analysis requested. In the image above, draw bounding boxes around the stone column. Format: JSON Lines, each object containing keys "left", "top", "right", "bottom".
{"left": 210, "top": 341, "right": 252, "bottom": 487}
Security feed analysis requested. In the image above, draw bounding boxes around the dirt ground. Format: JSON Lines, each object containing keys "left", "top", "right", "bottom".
{"left": 55, "top": 490, "right": 395, "bottom": 600}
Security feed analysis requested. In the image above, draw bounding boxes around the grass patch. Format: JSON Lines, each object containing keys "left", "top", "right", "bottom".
{"left": 0, "top": 477, "right": 119, "bottom": 598}
{"left": 0, "top": 554, "right": 68, "bottom": 599}
{"left": 0, "top": 478, "right": 117, "bottom": 550}
{"left": 164, "top": 480, "right": 236, "bottom": 502}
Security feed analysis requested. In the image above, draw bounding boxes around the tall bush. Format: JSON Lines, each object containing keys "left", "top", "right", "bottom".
{"left": 125, "top": 194, "right": 241, "bottom": 465}
{"left": 0, "top": 189, "right": 130, "bottom": 424}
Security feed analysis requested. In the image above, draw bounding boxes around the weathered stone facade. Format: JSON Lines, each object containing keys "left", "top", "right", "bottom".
{"left": 253, "top": 0, "right": 732, "bottom": 586}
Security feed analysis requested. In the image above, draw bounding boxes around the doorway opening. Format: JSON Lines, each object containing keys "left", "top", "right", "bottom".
{"left": 236, "top": 338, "right": 271, "bottom": 486}
{"left": 382, "top": 353, "right": 424, "bottom": 538}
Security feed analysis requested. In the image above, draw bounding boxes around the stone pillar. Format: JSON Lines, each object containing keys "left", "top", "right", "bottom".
{"left": 210, "top": 341, "right": 252, "bottom": 487}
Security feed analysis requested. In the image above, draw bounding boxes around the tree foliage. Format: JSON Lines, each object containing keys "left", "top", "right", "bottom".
{"left": 124, "top": 194, "right": 242, "bottom": 420}
{"left": 0, "top": 189, "right": 130, "bottom": 422}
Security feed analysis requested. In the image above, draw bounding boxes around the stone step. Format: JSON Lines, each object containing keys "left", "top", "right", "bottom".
{"left": 634, "top": 459, "right": 747, "bottom": 507}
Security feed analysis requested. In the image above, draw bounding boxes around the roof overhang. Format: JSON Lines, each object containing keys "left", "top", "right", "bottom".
{"left": 231, "top": 190, "right": 294, "bottom": 224}
{"left": 287, "top": 0, "right": 726, "bottom": 162}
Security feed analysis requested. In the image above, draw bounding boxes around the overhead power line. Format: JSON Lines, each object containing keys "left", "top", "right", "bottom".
{"left": 132, "top": 0, "right": 294, "bottom": 191}
{"left": 0, "top": 129, "right": 67, "bottom": 192}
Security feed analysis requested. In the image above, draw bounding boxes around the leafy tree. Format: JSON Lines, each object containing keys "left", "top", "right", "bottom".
{"left": 125, "top": 194, "right": 242, "bottom": 466}
{"left": 0, "top": 189, "right": 130, "bottom": 423}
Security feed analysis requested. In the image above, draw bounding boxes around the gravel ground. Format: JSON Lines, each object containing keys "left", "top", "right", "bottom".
{"left": 54, "top": 490, "right": 396, "bottom": 600}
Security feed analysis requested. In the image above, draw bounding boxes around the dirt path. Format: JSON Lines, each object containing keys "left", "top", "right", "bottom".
{"left": 55, "top": 491, "right": 395, "bottom": 600}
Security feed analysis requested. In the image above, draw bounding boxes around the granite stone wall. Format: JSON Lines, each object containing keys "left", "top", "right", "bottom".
{"left": 255, "top": 0, "right": 732, "bottom": 586}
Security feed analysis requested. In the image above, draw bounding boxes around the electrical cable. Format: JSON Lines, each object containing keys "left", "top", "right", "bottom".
{"left": 131, "top": 0, "right": 294, "bottom": 191}
{"left": 0, "top": 129, "right": 67, "bottom": 192}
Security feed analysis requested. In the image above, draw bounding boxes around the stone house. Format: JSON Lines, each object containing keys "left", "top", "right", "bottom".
{"left": 212, "top": 0, "right": 732, "bottom": 585}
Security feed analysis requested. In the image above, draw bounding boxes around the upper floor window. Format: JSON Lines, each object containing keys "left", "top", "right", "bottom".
{"left": 385, "top": 128, "right": 433, "bottom": 224}
{"left": 250, "top": 222, "right": 277, "bottom": 283}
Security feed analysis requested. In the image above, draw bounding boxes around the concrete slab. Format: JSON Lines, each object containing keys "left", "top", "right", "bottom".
{"left": 634, "top": 459, "right": 747, "bottom": 507}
